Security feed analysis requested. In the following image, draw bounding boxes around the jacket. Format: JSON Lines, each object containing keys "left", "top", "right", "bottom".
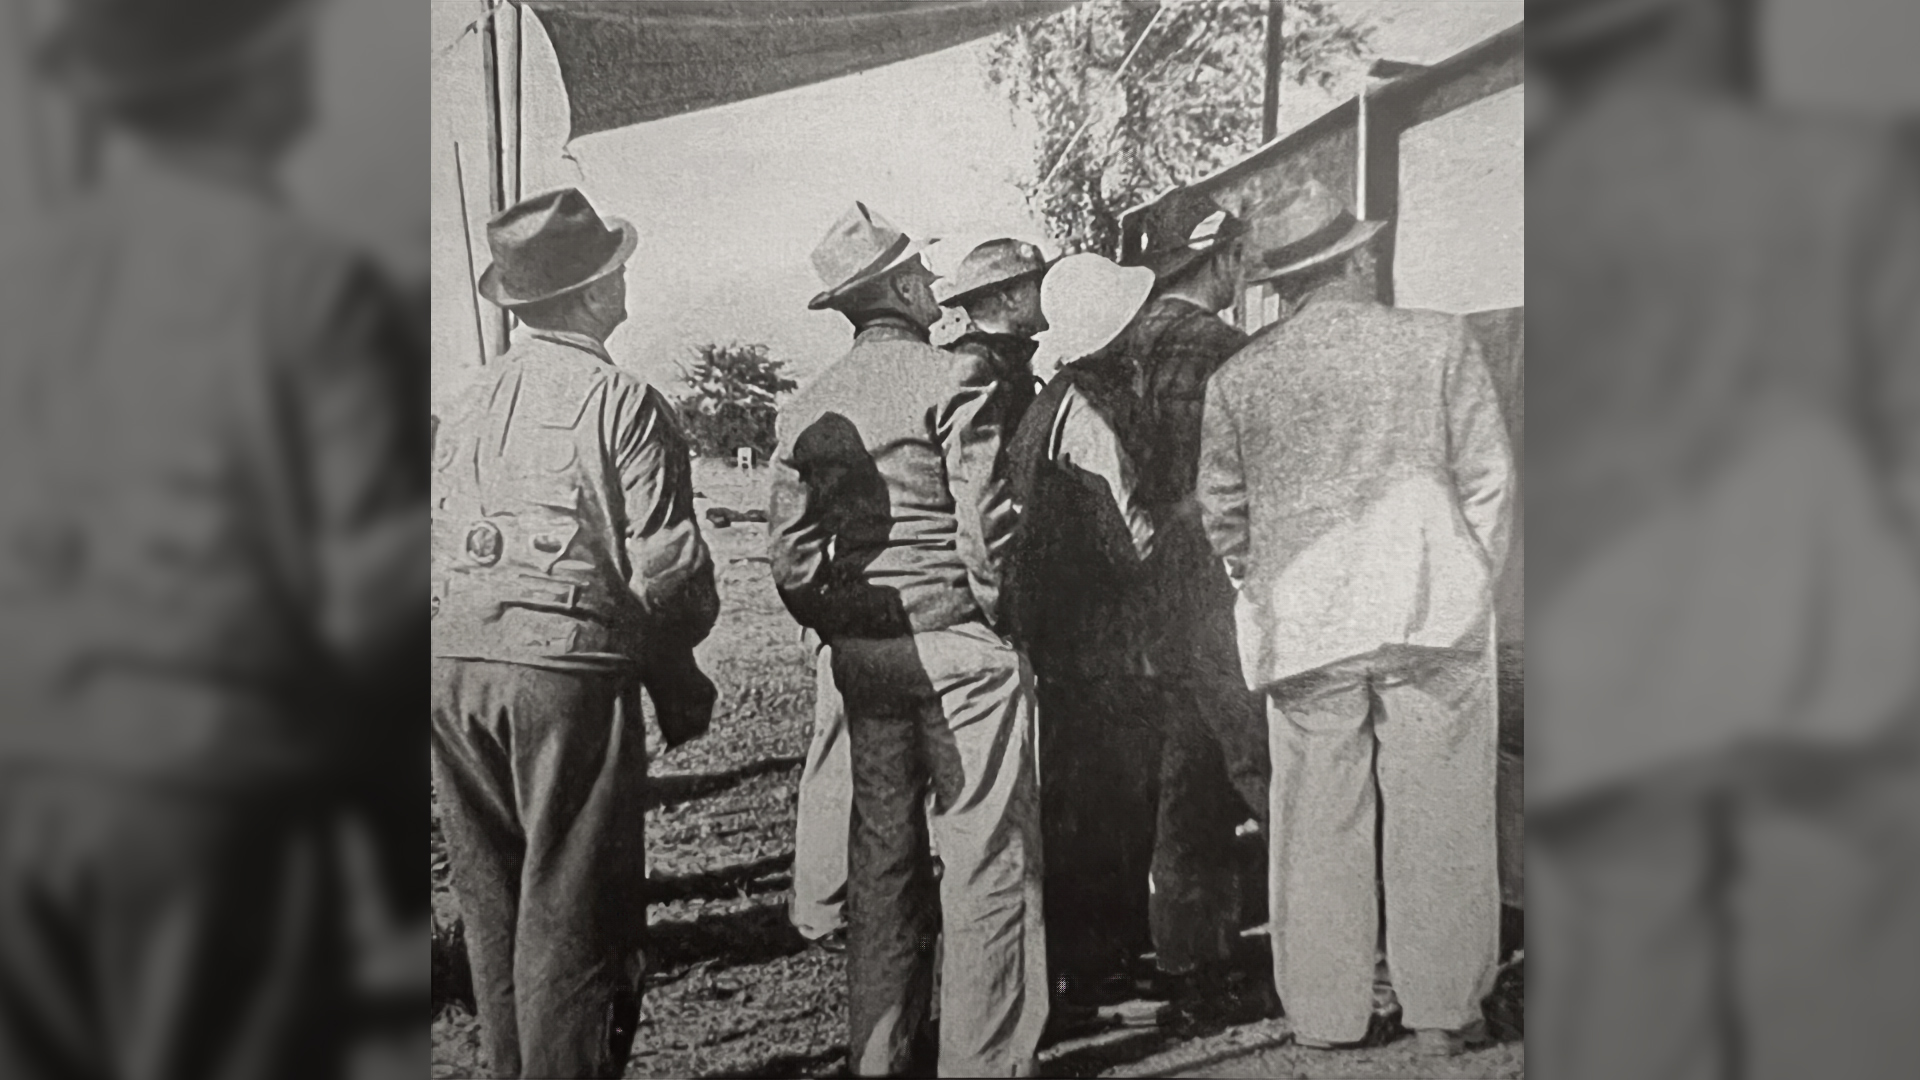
{"left": 946, "top": 328, "right": 1042, "bottom": 435}
{"left": 1003, "top": 351, "right": 1156, "bottom": 663}
{"left": 1198, "top": 299, "right": 1514, "bottom": 689}
{"left": 432, "top": 330, "right": 719, "bottom": 705}
{"left": 0, "top": 156, "right": 424, "bottom": 780}
{"left": 768, "top": 316, "right": 1016, "bottom": 640}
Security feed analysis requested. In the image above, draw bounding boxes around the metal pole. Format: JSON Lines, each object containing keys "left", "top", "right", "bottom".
{"left": 1262, "top": 0, "right": 1284, "bottom": 143}
{"left": 480, "top": 0, "right": 510, "bottom": 355}
{"left": 453, "top": 142, "right": 490, "bottom": 368}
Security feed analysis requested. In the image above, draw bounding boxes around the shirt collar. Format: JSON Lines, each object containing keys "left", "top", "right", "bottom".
{"left": 527, "top": 328, "right": 614, "bottom": 363}
{"left": 851, "top": 314, "right": 930, "bottom": 344}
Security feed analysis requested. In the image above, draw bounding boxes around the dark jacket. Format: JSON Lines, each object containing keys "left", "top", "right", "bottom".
{"left": 1004, "top": 351, "right": 1156, "bottom": 668}
{"left": 768, "top": 316, "right": 1016, "bottom": 640}
{"left": 946, "top": 328, "right": 1042, "bottom": 434}
{"left": 0, "top": 158, "right": 423, "bottom": 780}
{"left": 432, "top": 329, "right": 720, "bottom": 738}
{"left": 1125, "top": 296, "right": 1250, "bottom": 674}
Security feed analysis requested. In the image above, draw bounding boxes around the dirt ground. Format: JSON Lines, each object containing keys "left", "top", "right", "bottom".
{"left": 430, "top": 459, "right": 1523, "bottom": 1078}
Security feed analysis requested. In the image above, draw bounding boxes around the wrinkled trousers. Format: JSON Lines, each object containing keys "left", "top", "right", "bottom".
{"left": 1265, "top": 647, "right": 1498, "bottom": 1043}
{"left": 0, "top": 772, "right": 344, "bottom": 1080}
{"left": 430, "top": 660, "right": 647, "bottom": 1079}
{"left": 792, "top": 636, "right": 850, "bottom": 941}
{"left": 834, "top": 622, "right": 1048, "bottom": 1077}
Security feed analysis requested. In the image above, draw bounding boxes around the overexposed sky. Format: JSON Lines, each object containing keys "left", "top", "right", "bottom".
{"left": 431, "top": 1, "right": 1524, "bottom": 407}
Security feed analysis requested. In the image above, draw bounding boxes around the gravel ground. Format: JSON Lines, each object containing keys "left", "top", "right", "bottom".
{"left": 431, "top": 459, "right": 1524, "bottom": 1078}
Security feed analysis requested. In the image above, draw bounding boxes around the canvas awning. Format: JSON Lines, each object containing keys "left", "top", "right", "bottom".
{"left": 524, "top": 0, "right": 1073, "bottom": 140}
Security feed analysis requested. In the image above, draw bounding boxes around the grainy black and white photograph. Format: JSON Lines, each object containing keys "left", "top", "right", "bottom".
{"left": 429, "top": 2, "right": 1521, "bottom": 1076}
{"left": 3, "top": 1, "right": 1919, "bottom": 1080}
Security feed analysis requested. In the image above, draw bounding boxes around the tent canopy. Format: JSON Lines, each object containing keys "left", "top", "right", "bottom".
{"left": 525, "top": 0, "right": 1073, "bottom": 140}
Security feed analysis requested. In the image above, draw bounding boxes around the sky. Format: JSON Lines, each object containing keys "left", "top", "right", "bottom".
{"left": 431, "top": 1, "right": 1526, "bottom": 409}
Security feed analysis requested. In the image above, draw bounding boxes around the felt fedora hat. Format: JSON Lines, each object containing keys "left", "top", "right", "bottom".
{"left": 1130, "top": 207, "right": 1246, "bottom": 281}
{"left": 807, "top": 202, "right": 928, "bottom": 311}
{"left": 477, "top": 188, "right": 638, "bottom": 309}
{"left": 936, "top": 238, "right": 1054, "bottom": 307}
{"left": 1030, "top": 253, "right": 1156, "bottom": 373}
{"left": 37, "top": 0, "right": 322, "bottom": 101}
{"left": 1531, "top": 0, "right": 1685, "bottom": 55}
{"left": 1245, "top": 178, "right": 1386, "bottom": 284}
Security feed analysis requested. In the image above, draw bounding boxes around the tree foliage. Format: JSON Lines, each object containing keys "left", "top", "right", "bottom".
{"left": 986, "top": 0, "right": 1373, "bottom": 255}
{"left": 674, "top": 343, "right": 798, "bottom": 461}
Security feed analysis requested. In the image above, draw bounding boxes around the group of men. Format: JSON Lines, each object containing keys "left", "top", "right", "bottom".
{"left": 428, "top": 152, "right": 1511, "bottom": 1074}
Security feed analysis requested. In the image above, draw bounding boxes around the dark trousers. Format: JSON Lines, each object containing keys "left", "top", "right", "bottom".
{"left": 430, "top": 660, "right": 647, "bottom": 1080}
{"left": 0, "top": 771, "right": 344, "bottom": 1080}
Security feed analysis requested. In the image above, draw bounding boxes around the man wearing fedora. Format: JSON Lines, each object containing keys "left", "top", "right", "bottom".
{"left": 433, "top": 187, "right": 720, "bottom": 1078}
{"left": 786, "top": 235, "right": 1055, "bottom": 957}
{"left": 1197, "top": 178, "right": 1513, "bottom": 1054}
{"left": 0, "top": 2, "right": 423, "bottom": 1079}
{"left": 1002, "top": 254, "right": 1164, "bottom": 1016}
{"left": 1123, "top": 206, "right": 1274, "bottom": 1022}
{"left": 940, "top": 237, "right": 1055, "bottom": 431}
{"left": 768, "top": 203, "right": 1045, "bottom": 1076}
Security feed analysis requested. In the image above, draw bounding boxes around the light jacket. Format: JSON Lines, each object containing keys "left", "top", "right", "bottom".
{"left": 1199, "top": 299, "right": 1514, "bottom": 689}
{"left": 768, "top": 316, "right": 1016, "bottom": 640}
{"left": 432, "top": 330, "right": 718, "bottom": 688}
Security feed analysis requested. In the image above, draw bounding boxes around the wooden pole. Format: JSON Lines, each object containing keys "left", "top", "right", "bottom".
{"left": 480, "top": 0, "right": 510, "bottom": 355}
{"left": 1261, "top": 0, "right": 1284, "bottom": 143}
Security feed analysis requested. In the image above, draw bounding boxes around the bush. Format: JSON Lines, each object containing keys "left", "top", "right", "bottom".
{"left": 674, "top": 343, "right": 798, "bottom": 461}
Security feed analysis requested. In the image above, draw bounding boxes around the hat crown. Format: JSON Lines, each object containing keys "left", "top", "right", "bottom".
{"left": 941, "top": 238, "right": 1048, "bottom": 306}
{"left": 485, "top": 188, "right": 625, "bottom": 304}
{"left": 46, "top": 0, "right": 313, "bottom": 89}
{"left": 811, "top": 202, "right": 911, "bottom": 293}
{"left": 1249, "top": 179, "right": 1351, "bottom": 253}
{"left": 1035, "top": 254, "right": 1156, "bottom": 367}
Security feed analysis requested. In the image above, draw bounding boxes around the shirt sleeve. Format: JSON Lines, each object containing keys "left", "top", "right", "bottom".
{"left": 611, "top": 384, "right": 718, "bottom": 644}
{"left": 1445, "top": 322, "right": 1516, "bottom": 573}
{"left": 937, "top": 354, "right": 1020, "bottom": 629}
{"left": 274, "top": 253, "right": 425, "bottom": 686}
{"left": 1051, "top": 384, "right": 1156, "bottom": 569}
{"left": 1196, "top": 375, "right": 1250, "bottom": 588}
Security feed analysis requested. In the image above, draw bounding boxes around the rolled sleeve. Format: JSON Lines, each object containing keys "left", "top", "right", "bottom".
{"left": 612, "top": 384, "right": 717, "bottom": 644}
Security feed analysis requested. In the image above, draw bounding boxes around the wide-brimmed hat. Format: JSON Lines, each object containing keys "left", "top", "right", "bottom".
{"left": 936, "top": 238, "right": 1054, "bottom": 307}
{"left": 807, "top": 202, "right": 928, "bottom": 311}
{"left": 1244, "top": 178, "right": 1386, "bottom": 284}
{"left": 1531, "top": 0, "right": 1683, "bottom": 55}
{"left": 1031, "top": 253, "right": 1156, "bottom": 372}
{"left": 477, "top": 188, "right": 638, "bottom": 309}
{"left": 37, "top": 0, "right": 322, "bottom": 102}
{"left": 1130, "top": 207, "right": 1246, "bottom": 281}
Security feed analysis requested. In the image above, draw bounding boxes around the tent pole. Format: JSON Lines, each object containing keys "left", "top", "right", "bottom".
{"left": 1262, "top": 0, "right": 1284, "bottom": 143}
{"left": 453, "top": 142, "right": 490, "bottom": 368}
{"left": 510, "top": 1, "right": 523, "bottom": 205}
{"left": 481, "top": 0, "right": 509, "bottom": 355}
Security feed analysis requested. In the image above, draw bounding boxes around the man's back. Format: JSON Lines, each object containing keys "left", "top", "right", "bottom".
{"left": 1206, "top": 299, "right": 1511, "bottom": 685}
{"left": 769, "top": 319, "right": 1013, "bottom": 640}
{"left": 0, "top": 159, "right": 419, "bottom": 778}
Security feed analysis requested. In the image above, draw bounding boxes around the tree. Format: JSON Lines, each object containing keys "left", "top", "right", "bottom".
{"left": 674, "top": 343, "right": 798, "bottom": 461}
{"left": 986, "top": 0, "right": 1373, "bottom": 255}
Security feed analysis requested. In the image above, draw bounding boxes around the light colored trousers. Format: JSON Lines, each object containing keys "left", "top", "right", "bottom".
{"left": 791, "top": 637, "right": 849, "bottom": 941}
{"left": 833, "top": 622, "right": 1049, "bottom": 1078}
{"left": 1265, "top": 646, "right": 1499, "bottom": 1044}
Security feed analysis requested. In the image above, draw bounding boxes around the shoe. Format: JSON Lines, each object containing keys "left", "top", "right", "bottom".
{"left": 1412, "top": 1019, "right": 1492, "bottom": 1057}
{"left": 801, "top": 927, "right": 846, "bottom": 954}
{"left": 1293, "top": 1009, "right": 1407, "bottom": 1050}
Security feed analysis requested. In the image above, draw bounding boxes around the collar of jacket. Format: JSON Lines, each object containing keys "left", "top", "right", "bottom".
{"left": 526, "top": 328, "right": 614, "bottom": 363}
{"left": 850, "top": 314, "right": 931, "bottom": 344}
{"left": 952, "top": 329, "right": 1039, "bottom": 369}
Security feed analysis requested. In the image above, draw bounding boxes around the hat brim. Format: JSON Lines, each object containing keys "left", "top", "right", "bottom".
{"left": 1247, "top": 219, "right": 1386, "bottom": 284}
{"left": 478, "top": 217, "right": 639, "bottom": 309}
{"left": 1030, "top": 264, "right": 1156, "bottom": 373}
{"left": 937, "top": 260, "right": 1055, "bottom": 308}
{"left": 807, "top": 236, "right": 928, "bottom": 311}
{"left": 1134, "top": 216, "right": 1248, "bottom": 281}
